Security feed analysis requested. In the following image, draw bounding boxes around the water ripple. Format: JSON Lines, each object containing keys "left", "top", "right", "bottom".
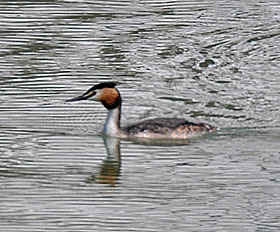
{"left": 0, "top": 0, "right": 280, "bottom": 231}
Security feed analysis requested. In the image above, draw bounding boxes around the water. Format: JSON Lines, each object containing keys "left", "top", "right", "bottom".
{"left": 0, "top": 0, "right": 280, "bottom": 231}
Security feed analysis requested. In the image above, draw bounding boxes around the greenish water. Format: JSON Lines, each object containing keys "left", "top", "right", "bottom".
{"left": 0, "top": 0, "right": 279, "bottom": 231}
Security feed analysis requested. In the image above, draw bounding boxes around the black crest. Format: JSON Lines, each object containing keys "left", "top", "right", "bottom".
{"left": 82, "top": 82, "right": 117, "bottom": 97}
{"left": 92, "top": 82, "right": 117, "bottom": 90}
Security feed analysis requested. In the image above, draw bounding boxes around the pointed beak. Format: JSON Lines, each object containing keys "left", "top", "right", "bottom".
{"left": 66, "top": 89, "right": 96, "bottom": 102}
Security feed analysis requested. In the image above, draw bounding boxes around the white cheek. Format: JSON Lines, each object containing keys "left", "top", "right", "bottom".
{"left": 93, "top": 90, "right": 102, "bottom": 101}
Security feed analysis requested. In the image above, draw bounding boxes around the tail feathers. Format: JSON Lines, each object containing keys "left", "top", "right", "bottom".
{"left": 198, "top": 122, "right": 216, "bottom": 132}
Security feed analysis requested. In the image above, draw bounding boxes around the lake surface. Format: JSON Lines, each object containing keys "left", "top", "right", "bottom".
{"left": 0, "top": 0, "right": 280, "bottom": 231}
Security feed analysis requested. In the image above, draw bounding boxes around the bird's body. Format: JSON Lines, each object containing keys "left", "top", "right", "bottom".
{"left": 67, "top": 82, "right": 216, "bottom": 139}
{"left": 121, "top": 118, "right": 214, "bottom": 138}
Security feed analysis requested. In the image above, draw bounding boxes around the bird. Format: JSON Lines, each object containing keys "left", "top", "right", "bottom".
{"left": 66, "top": 82, "right": 216, "bottom": 139}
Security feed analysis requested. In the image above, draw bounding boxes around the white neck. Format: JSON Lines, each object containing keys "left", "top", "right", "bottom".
{"left": 103, "top": 106, "right": 121, "bottom": 136}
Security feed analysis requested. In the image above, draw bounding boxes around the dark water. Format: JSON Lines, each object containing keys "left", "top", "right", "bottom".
{"left": 0, "top": 1, "right": 280, "bottom": 231}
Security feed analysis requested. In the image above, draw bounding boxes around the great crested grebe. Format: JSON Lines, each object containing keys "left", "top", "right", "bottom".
{"left": 66, "top": 82, "right": 216, "bottom": 139}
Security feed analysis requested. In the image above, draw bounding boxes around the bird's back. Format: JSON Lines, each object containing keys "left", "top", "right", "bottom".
{"left": 122, "top": 118, "right": 215, "bottom": 139}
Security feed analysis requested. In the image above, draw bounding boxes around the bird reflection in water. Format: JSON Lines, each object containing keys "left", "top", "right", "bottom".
{"left": 86, "top": 136, "right": 121, "bottom": 187}
{"left": 86, "top": 134, "right": 196, "bottom": 186}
